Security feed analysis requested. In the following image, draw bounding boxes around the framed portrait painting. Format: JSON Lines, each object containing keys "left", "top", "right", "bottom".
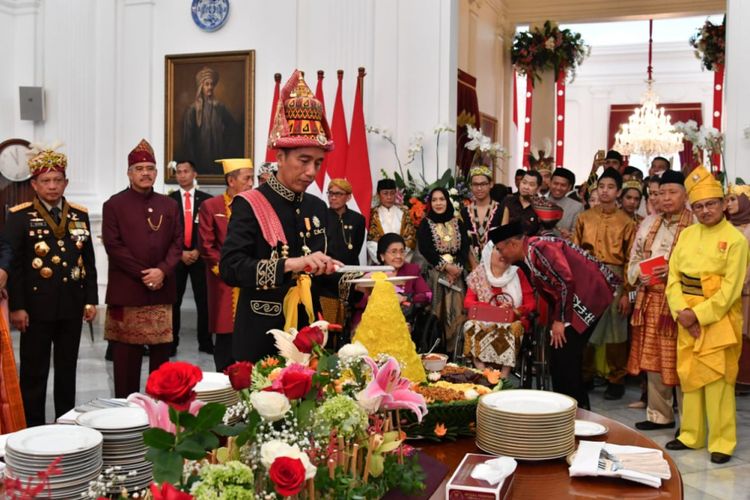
{"left": 164, "top": 50, "right": 255, "bottom": 184}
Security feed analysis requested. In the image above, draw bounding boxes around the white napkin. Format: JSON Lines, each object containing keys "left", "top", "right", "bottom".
{"left": 470, "top": 456, "right": 518, "bottom": 485}
{"left": 569, "top": 441, "right": 663, "bottom": 488}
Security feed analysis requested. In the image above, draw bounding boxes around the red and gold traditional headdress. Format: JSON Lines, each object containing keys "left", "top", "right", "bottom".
{"left": 268, "top": 71, "right": 334, "bottom": 151}
{"left": 28, "top": 142, "right": 67, "bottom": 177}
{"left": 128, "top": 139, "right": 156, "bottom": 167}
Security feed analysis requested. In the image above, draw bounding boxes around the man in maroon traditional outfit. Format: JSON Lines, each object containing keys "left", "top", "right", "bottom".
{"left": 102, "top": 139, "right": 182, "bottom": 397}
{"left": 198, "top": 158, "right": 254, "bottom": 371}
{"left": 493, "top": 222, "right": 619, "bottom": 409}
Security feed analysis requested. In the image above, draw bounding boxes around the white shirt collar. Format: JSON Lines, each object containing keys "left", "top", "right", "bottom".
{"left": 179, "top": 187, "right": 196, "bottom": 198}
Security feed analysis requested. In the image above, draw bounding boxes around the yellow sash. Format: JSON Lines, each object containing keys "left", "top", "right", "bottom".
{"left": 677, "top": 274, "right": 743, "bottom": 392}
{"left": 283, "top": 274, "right": 315, "bottom": 332}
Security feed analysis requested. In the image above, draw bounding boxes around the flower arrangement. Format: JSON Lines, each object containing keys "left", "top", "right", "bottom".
{"left": 511, "top": 20, "right": 590, "bottom": 84}
{"left": 689, "top": 18, "right": 725, "bottom": 71}
{"left": 134, "top": 321, "right": 429, "bottom": 499}
{"left": 672, "top": 120, "right": 724, "bottom": 167}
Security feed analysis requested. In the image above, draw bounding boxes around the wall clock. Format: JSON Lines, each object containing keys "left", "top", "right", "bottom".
{"left": 0, "top": 138, "right": 32, "bottom": 182}
{"left": 191, "top": 0, "right": 229, "bottom": 32}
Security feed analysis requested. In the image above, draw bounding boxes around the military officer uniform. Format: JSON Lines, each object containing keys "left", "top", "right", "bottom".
{"left": 5, "top": 148, "right": 97, "bottom": 426}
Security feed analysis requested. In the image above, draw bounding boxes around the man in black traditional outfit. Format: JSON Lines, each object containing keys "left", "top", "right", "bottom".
{"left": 220, "top": 71, "right": 343, "bottom": 362}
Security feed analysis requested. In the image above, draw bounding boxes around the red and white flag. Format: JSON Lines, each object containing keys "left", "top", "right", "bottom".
{"left": 345, "top": 68, "right": 373, "bottom": 224}
{"left": 313, "top": 70, "right": 328, "bottom": 191}
{"left": 327, "top": 70, "right": 349, "bottom": 182}
{"left": 264, "top": 73, "right": 282, "bottom": 162}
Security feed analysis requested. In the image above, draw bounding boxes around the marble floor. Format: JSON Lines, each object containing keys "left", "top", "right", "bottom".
{"left": 10, "top": 310, "right": 749, "bottom": 500}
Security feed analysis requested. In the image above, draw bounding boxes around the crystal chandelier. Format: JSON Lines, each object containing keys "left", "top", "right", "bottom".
{"left": 614, "top": 20, "right": 684, "bottom": 158}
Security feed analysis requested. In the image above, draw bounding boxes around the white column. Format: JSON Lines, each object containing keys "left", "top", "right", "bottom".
{"left": 724, "top": 0, "right": 750, "bottom": 183}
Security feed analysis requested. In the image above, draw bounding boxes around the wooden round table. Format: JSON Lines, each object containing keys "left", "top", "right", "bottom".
{"left": 418, "top": 408, "right": 683, "bottom": 499}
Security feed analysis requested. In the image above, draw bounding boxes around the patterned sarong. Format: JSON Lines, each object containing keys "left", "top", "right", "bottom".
{"left": 104, "top": 304, "right": 172, "bottom": 344}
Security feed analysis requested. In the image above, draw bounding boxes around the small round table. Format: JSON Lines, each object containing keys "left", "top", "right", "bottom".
{"left": 419, "top": 408, "right": 683, "bottom": 499}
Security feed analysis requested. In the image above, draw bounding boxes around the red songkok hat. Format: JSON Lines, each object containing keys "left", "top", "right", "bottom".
{"left": 128, "top": 138, "right": 156, "bottom": 167}
{"left": 268, "top": 70, "right": 334, "bottom": 152}
{"left": 532, "top": 197, "right": 564, "bottom": 224}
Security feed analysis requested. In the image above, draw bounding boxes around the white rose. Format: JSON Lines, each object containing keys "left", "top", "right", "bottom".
{"left": 356, "top": 389, "right": 382, "bottom": 415}
{"left": 338, "top": 341, "right": 369, "bottom": 362}
{"left": 449, "top": 188, "right": 458, "bottom": 196}
{"left": 260, "top": 440, "right": 294, "bottom": 468}
{"left": 250, "top": 391, "right": 290, "bottom": 422}
{"left": 261, "top": 441, "right": 317, "bottom": 480}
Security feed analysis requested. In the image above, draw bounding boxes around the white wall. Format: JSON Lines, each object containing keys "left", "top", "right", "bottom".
{"left": 0, "top": 0, "right": 458, "bottom": 210}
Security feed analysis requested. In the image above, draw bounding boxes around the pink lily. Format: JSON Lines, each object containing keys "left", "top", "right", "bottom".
{"left": 128, "top": 393, "right": 205, "bottom": 433}
{"left": 361, "top": 356, "right": 428, "bottom": 422}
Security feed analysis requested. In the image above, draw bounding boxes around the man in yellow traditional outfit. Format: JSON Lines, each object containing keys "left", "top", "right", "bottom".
{"left": 665, "top": 166, "right": 748, "bottom": 464}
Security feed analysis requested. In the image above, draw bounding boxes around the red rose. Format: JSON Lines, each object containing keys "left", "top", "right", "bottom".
{"left": 149, "top": 482, "right": 193, "bottom": 500}
{"left": 269, "top": 456, "right": 306, "bottom": 497}
{"left": 224, "top": 361, "right": 253, "bottom": 391}
{"left": 292, "top": 325, "right": 325, "bottom": 353}
{"left": 276, "top": 363, "right": 314, "bottom": 400}
{"left": 145, "top": 361, "right": 203, "bottom": 411}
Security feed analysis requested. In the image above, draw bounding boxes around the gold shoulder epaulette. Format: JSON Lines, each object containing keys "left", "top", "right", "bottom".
{"left": 9, "top": 202, "right": 32, "bottom": 213}
{"left": 67, "top": 202, "right": 89, "bottom": 213}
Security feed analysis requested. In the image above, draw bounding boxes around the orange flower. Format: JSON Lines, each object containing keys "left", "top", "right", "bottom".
{"left": 261, "top": 357, "right": 280, "bottom": 369}
{"left": 483, "top": 368, "right": 502, "bottom": 385}
{"left": 409, "top": 198, "right": 426, "bottom": 227}
{"left": 434, "top": 423, "right": 447, "bottom": 437}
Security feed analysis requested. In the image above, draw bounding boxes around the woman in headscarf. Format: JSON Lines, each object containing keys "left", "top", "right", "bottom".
{"left": 416, "top": 187, "right": 469, "bottom": 355}
{"left": 463, "top": 241, "right": 536, "bottom": 377}
{"left": 726, "top": 185, "right": 750, "bottom": 386}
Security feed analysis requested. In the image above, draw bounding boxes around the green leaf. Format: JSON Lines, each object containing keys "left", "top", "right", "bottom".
{"left": 297, "top": 399, "right": 315, "bottom": 428}
{"left": 369, "top": 454, "right": 384, "bottom": 477}
{"left": 178, "top": 412, "right": 197, "bottom": 430}
{"left": 191, "top": 431, "right": 219, "bottom": 451}
{"left": 176, "top": 436, "right": 208, "bottom": 460}
{"left": 316, "top": 353, "right": 329, "bottom": 372}
{"left": 214, "top": 423, "right": 246, "bottom": 437}
{"left": 146, "top": 448, "right": 183, "bottom": 485}
{"left": 194, "top": 402, "right": 226, "bottom": 431}
{"left": 236, "top": 413, "right": 260, "bottom": 447}
{"left": 142, "top": 428, "right": 175, "bottom": 450}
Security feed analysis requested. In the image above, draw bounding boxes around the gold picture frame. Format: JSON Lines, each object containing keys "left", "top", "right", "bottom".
{"left": 164, "top": 50, "right": 255, "bottom": 185}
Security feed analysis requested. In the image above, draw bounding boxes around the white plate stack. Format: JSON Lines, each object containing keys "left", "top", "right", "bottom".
{"left": 476, "top": 390, "right": 577, "bottom": 460}
{"left": 195, "top": 372, "right": 240, "bottom": 408}
{"left": 76, "top": 407, "right": 152, "bottom": 493}
{"left": 4, "top": 425, "right": 103, "bottom": 499}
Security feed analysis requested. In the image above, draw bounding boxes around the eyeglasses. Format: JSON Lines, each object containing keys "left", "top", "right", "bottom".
{"left": 385, "top": 248, "right": 406, "bottom": 256}
{"left": 471, "top": 182, "right": 490, "bottom": 188}
{"left": 327, "top": 191, "right": 348, "bottom": 197}
{"left": 692, "top": 199, "right": 722, "bottom": 212}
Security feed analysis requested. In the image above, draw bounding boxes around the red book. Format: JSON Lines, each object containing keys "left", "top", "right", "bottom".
{"left": 639, "top": 255, "right": 667, "bottom": 284}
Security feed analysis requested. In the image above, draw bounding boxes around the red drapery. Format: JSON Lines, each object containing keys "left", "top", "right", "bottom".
{"left": 608, "top": 102, "right": 702, "bottom": 170}
{"left": 457, "top": 69, "right": 481, "bottom": 176}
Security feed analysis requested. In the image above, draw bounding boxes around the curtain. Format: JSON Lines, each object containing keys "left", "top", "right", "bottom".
{"left": 457, "top": 69, "right": 481, "bottom": 177}
{"left": 608, "top": 102, "right": 703, "bottom": 171}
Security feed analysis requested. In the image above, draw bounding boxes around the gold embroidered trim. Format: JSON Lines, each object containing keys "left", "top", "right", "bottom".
{"left": 256, "top": 255, "right": 279, "bottom": 290}
{"left": 250, "top": 300, "right": 282, "bottom": 316}
{"left": 267, "top": 174, "right": 303, "bottom": 203}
